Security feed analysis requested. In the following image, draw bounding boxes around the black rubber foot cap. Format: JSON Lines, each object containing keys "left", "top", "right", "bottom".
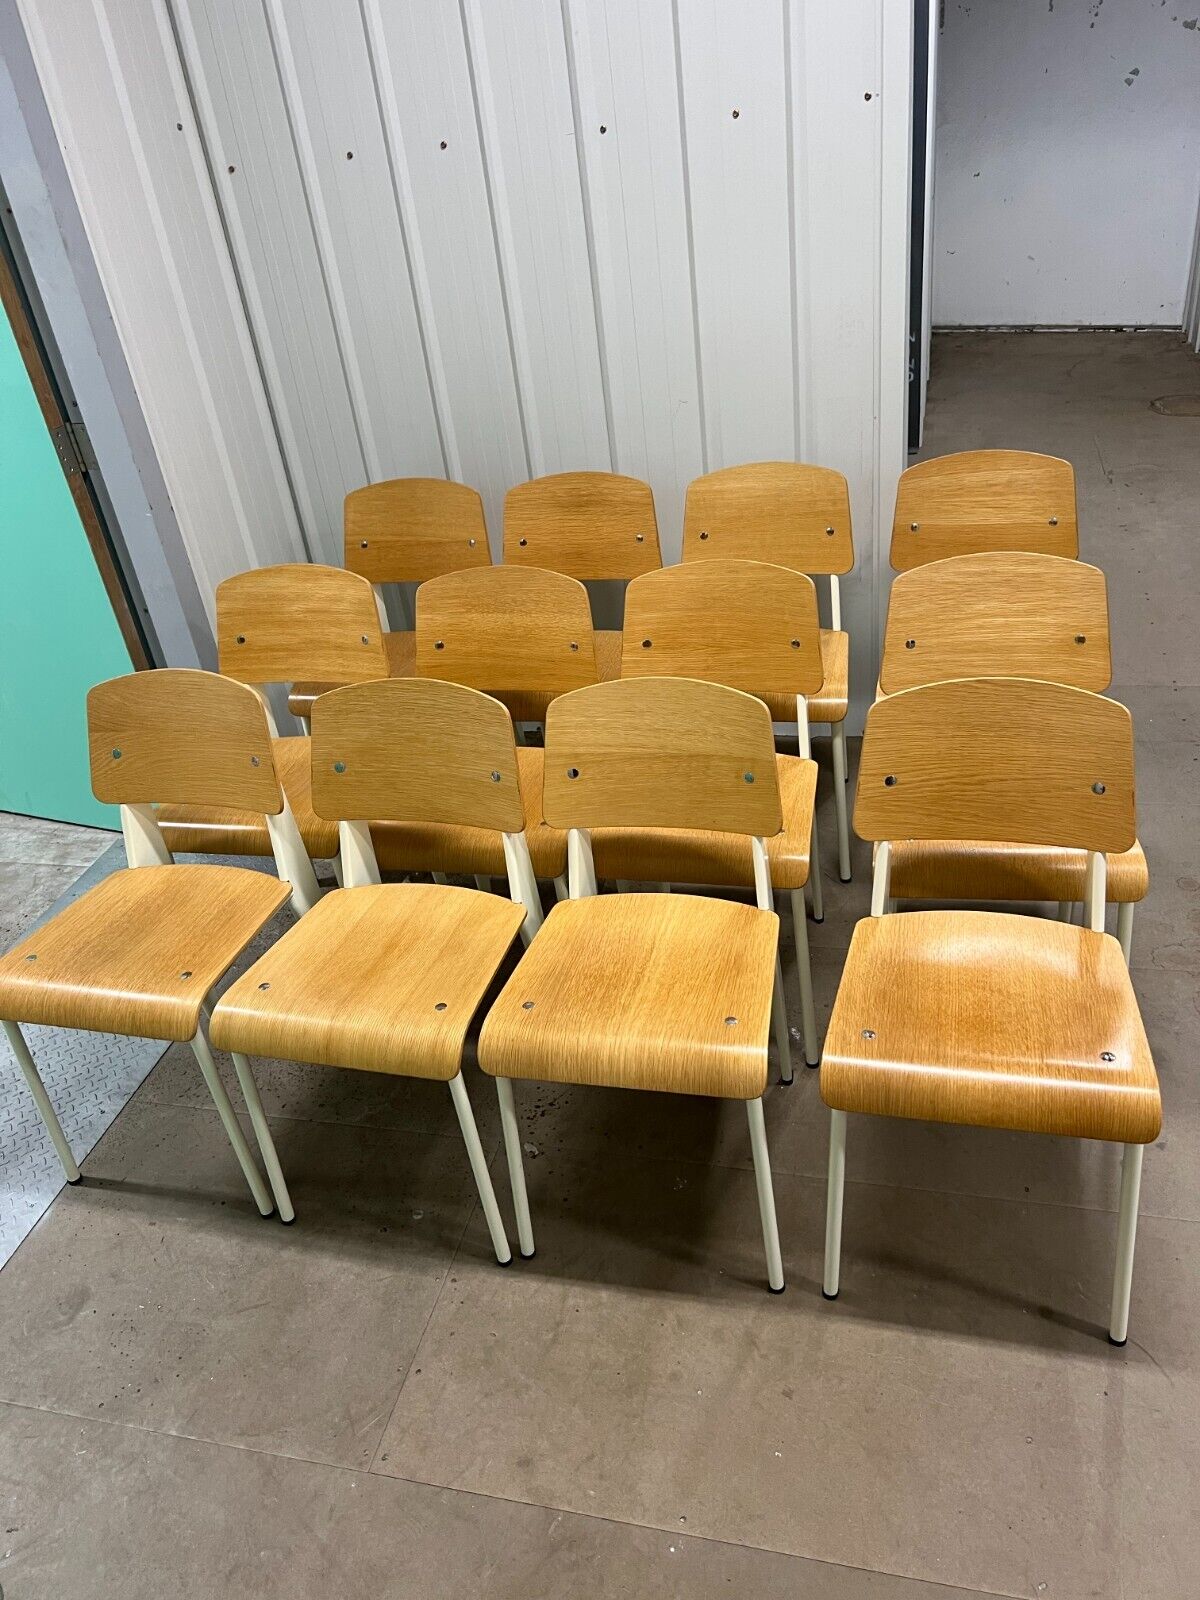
{"left": 1108, "top": 1334, "right": 1127, "bottom": 1347}
{"left": 813, "top": 914, "right": 824, "bottom": 924}
{"left": 839, "top": 873, "right": 852, "bottom": 884}
{"left": 497, "top": 1256, "right": 513, "bottom": 1267}
{"left": 806, "top": 1058, "right": 820, "bottom": 1069}
{"left": 768, "top": 1283, "right": 786, "bottom": 1295}
{"left": 822, "top": 1288, "right": 839, "bottom": 1301}
{"left": 66, "top": 1175, "right": 82, "bottom": 1186}
{"left": 520, "top": 1249, "right": 537, "bottom": 1260}
{"left": 279, "top": 1215, "right": 296, "bottom": 1225}
{"left": 779, "top": 1075, "right": 794, "bottom": 1087}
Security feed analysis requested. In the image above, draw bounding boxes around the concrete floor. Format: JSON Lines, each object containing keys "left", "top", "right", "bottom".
{"left": 0, "top": 332, "right": 1198, "bottom": 1598}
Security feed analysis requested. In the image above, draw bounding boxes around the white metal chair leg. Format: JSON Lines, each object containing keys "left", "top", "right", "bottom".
{"left": 1109, "top": 1141, "right": 1144, "bottom": 1346}
{"left": 772, "top": 955, "right": 793, "bottom": 1085}
{"left": 190, "top": 1029, "right": 273, "bottom": 1216}
{"left": 808, "top": 808, "right": 825, "bottom": 922}
{"left": 789, "top": 889, "right": 819, "bottom": 1067}
{"left": 823, "top": 1109, "right": 847, "bottom": 1299}
{"left": 746, "top": 1096, "right": 784, "bottom": 1292}
{"left": 495, "top": 1076, "right": 534, "bottom": 1257}
{"left": 230, "top": 1052, "right": 294, "bottom": 1223}
{"left": 830, "top": 722, "right": 852, "bottom": 882}
{"left": 1117, "top": 902, "right": 1135, "bottom": 965}
{"left": 2, "top": 1020, "right": 80, "bottom": 1183}
{"left": 448, "top": 1072, "right": 512, "bottom": 1265}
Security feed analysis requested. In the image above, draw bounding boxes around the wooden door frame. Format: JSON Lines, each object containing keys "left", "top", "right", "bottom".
{"left": 0, "top": 231, "right": 149, "bottom": 669}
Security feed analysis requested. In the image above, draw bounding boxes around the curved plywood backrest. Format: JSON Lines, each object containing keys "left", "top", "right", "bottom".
{"left": 855, "top": 678, "right": 1135, "bottom": 853}
{"left": 89, "top": 669, "right": 282, "bottom": 813}
{"left": 310, "top": 678, "right": 523, "bottom": 832}
{"left": 622, "top": 560, "right": 824, "bottom": 696}
{"left": 344, "top": 478, "right": 490, "bottom": 583}
{"left": 503, "top": 471, "right": 661, "bottom": 579}
{"left": 543, "top": 676, "right": 783, "bottom": 836}
{"left": 415, "top": 565, "right": 598, "bottom": 692}
{"left": 880, "top": 553, "right": 1111, "bottom": 693}
{"left": 216, "top": 565, "right": 389, "bottom": 686}
{"left": 682, "top": 462, "right": 854, "bottom": 576}
{"left": 891, "top": 450, "right": 1078, "bottom": 571}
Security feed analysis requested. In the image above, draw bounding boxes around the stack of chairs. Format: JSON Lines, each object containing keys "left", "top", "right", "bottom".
{"left": 0, "top": 449, "right": 1160, "bottom": 1343}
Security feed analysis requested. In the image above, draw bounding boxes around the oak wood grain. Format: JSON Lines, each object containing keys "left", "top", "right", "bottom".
{"left": 345, "top": 477, "right": 490, "bottom": 583}
{"left": 891, "top": 450, "right": 1079, "bottom": 571}
{"left": 216, "top": 564, "right": 389, "bottom": 686}
{"left": 682, "top": 461, "right": 854, "bottom": 575}
{"left": 503, "top": 471, "right": 660, "bottom": 579}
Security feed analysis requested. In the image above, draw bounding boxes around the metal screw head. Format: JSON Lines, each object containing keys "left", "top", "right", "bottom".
{"left": 825, "top": 525, "right": 835, "bottom": 536}
{"left": 569, "top": 641, "right": 579, "bottom": 651}
{"left": 518, "top": 537, "right": 528, "bottom": 547}
{"left": 361, "top": 634, "right": 370, "bottom": 645}
{"left": 790, "top": 638, "right": 800, "bottom": 649}
{"left": 468, "top": 537, "right": 476, "bottom": 547}
{"left": 434, "top": 640, "right": 445, "bottom": 650}
{"left": 641, "top": 638, "right": 653, "bottom": 649}
{"left": 250, "top": 755, "right": 260, "bottom": 767}
{"left": 1074, "top": 634, "right": 1086, "bottom": 644}
{"left": 490, "top": 770, "right": 502, "bottom": 783}
{"left": 179, "top": 970, "right": 193, "bottom": 980}
{"left": 724, "top": 1015, "right": 738, "bottom": 1026}
{"left": 635, "top": 532, "right": 645, "bottom": 543}
{"left": 905, "top": 638, "right": 916, "bottom": 650}
{"left": 566, "top": 766, "right": 580, "bottom": 780}
{"left": 909, "top": 522, "right": 919, "bottom": 532}
{"left": 522, "top": 999, "right": 536, "bottom": 1010}
{"left": 699, "top": 530, "right": 709, "bottom": 540}
{"left": 111, "top": 748, "right": 122, "bottom": 760}
{"left": 743, "top": 771, "right": 755, "bottom": 784}
{"left": 1049, "top": 516, "right": 1059, "bottom": 526}
{"left": 236, "top": 634, "right": 246, "bottom": 644}
{"left": 24, "top": 953, "right": 36, "bottom": 962}
{"left": 333, "top": 760, "right": 346, "bottom": 774}
{"left": 258, "top": 981, "right": 271, "bottom": 991}
{"left": 1092, "top": 781, "right": 1106, "bottom": 795}
{"left": 434, "top": 1002, "right": 447, "bottom": 1012}
{"left": 1100, "top": 1051, "right": 1116, "bottom": 1063}
{"left": 861, "top": 1028, "right": 876, "bottom": 1040}
{"left": 360, "top": 539, "right": 369, "bottom": 548}
{"left": 731, "top": 108, "right": 740, "bottom": 118}
{"left": 884, "top": 774, "right": 898, "bottom": 787}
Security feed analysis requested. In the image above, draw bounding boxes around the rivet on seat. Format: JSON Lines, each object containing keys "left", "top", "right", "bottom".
{"left": 236, "top": 635, "right": 246, "bottom": 644}
{"left": 522, "top": 1000, "right": 536, "bottom": 1011}
{"left": 861, "top": 1028, "right": 876, "bottom": 1039}
{"left": 468, "top": 538, "right": 476, "bottom": 547}
{"left": 24, "top": 954, "right": 36, "bottom": 962}
{"left": 258, "top": 981, "right": 271, "bottom": 992}
{"left": 724, "top": 1015, "right": 738, "bottom": 1026}
{"left": 434, "top": 1002, "right": 448, "bottom": 1012}
{"left": 179, "top": 970, "right": 193, "bottom": 980}
{"left": 635, "top": 533, "right": 645, "bottom": 542}
{"left": 1100, "top": 1051, "right": 1116, "bottom": 1062}
{"left": 569, "top": 641, "right": 579, "bottom": 651}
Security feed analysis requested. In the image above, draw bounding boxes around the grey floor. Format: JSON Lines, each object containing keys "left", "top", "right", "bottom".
{"left": 1, "top": 332, "right": 1198, "bottom": 1598}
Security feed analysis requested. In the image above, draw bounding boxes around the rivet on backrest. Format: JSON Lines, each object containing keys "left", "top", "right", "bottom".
{"left": 790, "top": 639, "right": 800, "bottom": 649}
{"left": 566, "top": 767, "right": 580, "bottom": 779}
{"left": 909, "top": 523, "right": 919, "bottom": 532}
{"left": 360, "top": 539, "right": 369, "bottom": 548}
{"left": 641, "top": 638, "right": 652, "bottom": 649}
{"left": 1049, "top": 516, "right": 1059, "bottom": 526}
{"left": 1074, "top": 634, "right": 1086, "bottom": 644}
{"left": 743, "top": 772, "right": 755, "bottom": 784}
{"left": 333, "top": 761, "right": 346, "bottom": 774}
{"left": 905, "top": 639, "right": 916, "bottom": 650}
{"left": 884, "top": 774, "right": 898, "bottom": 787}
{"left": 111, "top": 748, "right": 122, "bottom": 760}
{"left": 518, "top": 537, "right": 528, "bottom": 547}
{"left": 825, "top": 526, "right": 835, "bottom": 536}
{"left": 1092, "top": 781, "right": 1106, "bottom": 795}
{"left": 699, "top": 530, "right": 709, "bottom": 540}
{"left": 490, "top": 770, "right": 502, "bottom": 783}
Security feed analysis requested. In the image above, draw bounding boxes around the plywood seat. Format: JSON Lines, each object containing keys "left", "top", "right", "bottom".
{"left": 757, "top": 629, "right": 847, "bottom": 725}
{"left": 821, "top": 910, "right": 1160, "bottom": 1143}
{"left": 156, "top": 735, "right": 339, "bottom": 860}
{"left": 488, "top": 627, "right": 622, "bottom": 725}
{"left": 887, "top": 837, "right": 1149, "bottom": 905}
{"left": 0, "top": 865, "right": 290, "bottom": 1042}
{"left": 372, "top": 746, "right": 567, "bottom": 879}
{"left": 288, "top": 629, "right": 415, "bottom": 721}
{"left": 590, "top": 754, "right": 816, "bottom": 889}
{"left": 210, "top": 882, "right": 525, "bottom": 1080}
{"left": 479, "top": 893, "right": 779, "bottom": 1100}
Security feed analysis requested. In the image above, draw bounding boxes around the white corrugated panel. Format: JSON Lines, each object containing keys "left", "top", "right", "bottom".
{"left": 17, "top": 0, "right": 912, "bottom": 717}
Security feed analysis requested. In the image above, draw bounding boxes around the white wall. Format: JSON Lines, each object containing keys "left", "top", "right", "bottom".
{"left": 934, "top": 0, "right": 1200, "bottom": 327}
{"left": 16, "top": 0, "right": 912, "bottom": 721}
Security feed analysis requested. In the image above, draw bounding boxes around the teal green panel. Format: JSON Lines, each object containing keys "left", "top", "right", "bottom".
{"left": 0, "top": 306, "right": 131, "bottom": 827}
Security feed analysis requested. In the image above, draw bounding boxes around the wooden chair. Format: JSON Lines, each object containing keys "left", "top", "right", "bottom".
{"left": 206, "top": 678, "right": 541, "bottom": 1262}
{"left": 616, "top": 558, "right": 822, "bottom": 1065}
{"left": 0, "top": 669, "right": 300, "bottom": 1216}
{"left": 891, "top": 449, "right": 1078, "bottom": 571}
{"left": 479, "top": 676, "right": 791, "bottom": 1290}
{"left": 820, "top": 677, "right": 1160, "bottom": 1344}
{"left": 503, "top": 471, "right": 660, "bottom": 693}
{"left": 155, "top": 564, "right": 391, "bottom": 903}
{"left": 682, "top": 462, "right": 854, "bottom": 885}
{"left": 878, "top": 552, "right": 1146, "bottom": 957}
{"left": 289, "top": 478, "right": 489, "bottom": 723}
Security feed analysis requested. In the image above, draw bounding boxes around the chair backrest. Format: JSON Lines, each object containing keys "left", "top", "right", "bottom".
{"left": 344, "top": 478, "right": 490, "bottom": 583}
{"left": 855, "top": 678, "right": 1135, "bottom": 854}
{"left": 503, "top": 471, "right": 661, "bottom": 579}
{"left": 414, "top": 565, "right": 598, "bottom": 693}
{"left": 542, "top": 676, "right": 783, "bottom": 837}
{"left": 880, "top": 553, "right": 1111, "bottom": 694}
{"left": 89, "top": 669, "right": 283, "bottom": 814}
{"left": 622, "top": 560, "right": 824, "bottom": 698}
{"left": 891, "top": 450, "right": 1078, "bottom": 571}
{"left": 682, "top": 462, "right": 854, "bottom": 576}
{"left": 216, "top": 564, "right": 390, "bottom": 687}
{"left": 310, "top": 678, "right": 523, "bottom": 833}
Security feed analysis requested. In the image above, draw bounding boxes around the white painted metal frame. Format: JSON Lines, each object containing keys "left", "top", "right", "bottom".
{"left": 823, "top": 838, "right": 1147, "bottom": 1342}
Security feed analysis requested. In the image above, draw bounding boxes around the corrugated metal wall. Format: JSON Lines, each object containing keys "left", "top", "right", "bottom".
{"left": 17, "top": 0, "right": 911, "bottom": 720}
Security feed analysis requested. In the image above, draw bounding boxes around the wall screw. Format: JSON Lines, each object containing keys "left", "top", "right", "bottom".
{"left": 731, "top": 108, "right": 740, "bottom": 118}
{"left": 439, "top": 140, "right": 447, "bottom": 149}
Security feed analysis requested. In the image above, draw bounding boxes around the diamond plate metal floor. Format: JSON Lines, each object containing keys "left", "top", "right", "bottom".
{"left": 0, "top": 840, "right": 164, "bottom": 1265}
